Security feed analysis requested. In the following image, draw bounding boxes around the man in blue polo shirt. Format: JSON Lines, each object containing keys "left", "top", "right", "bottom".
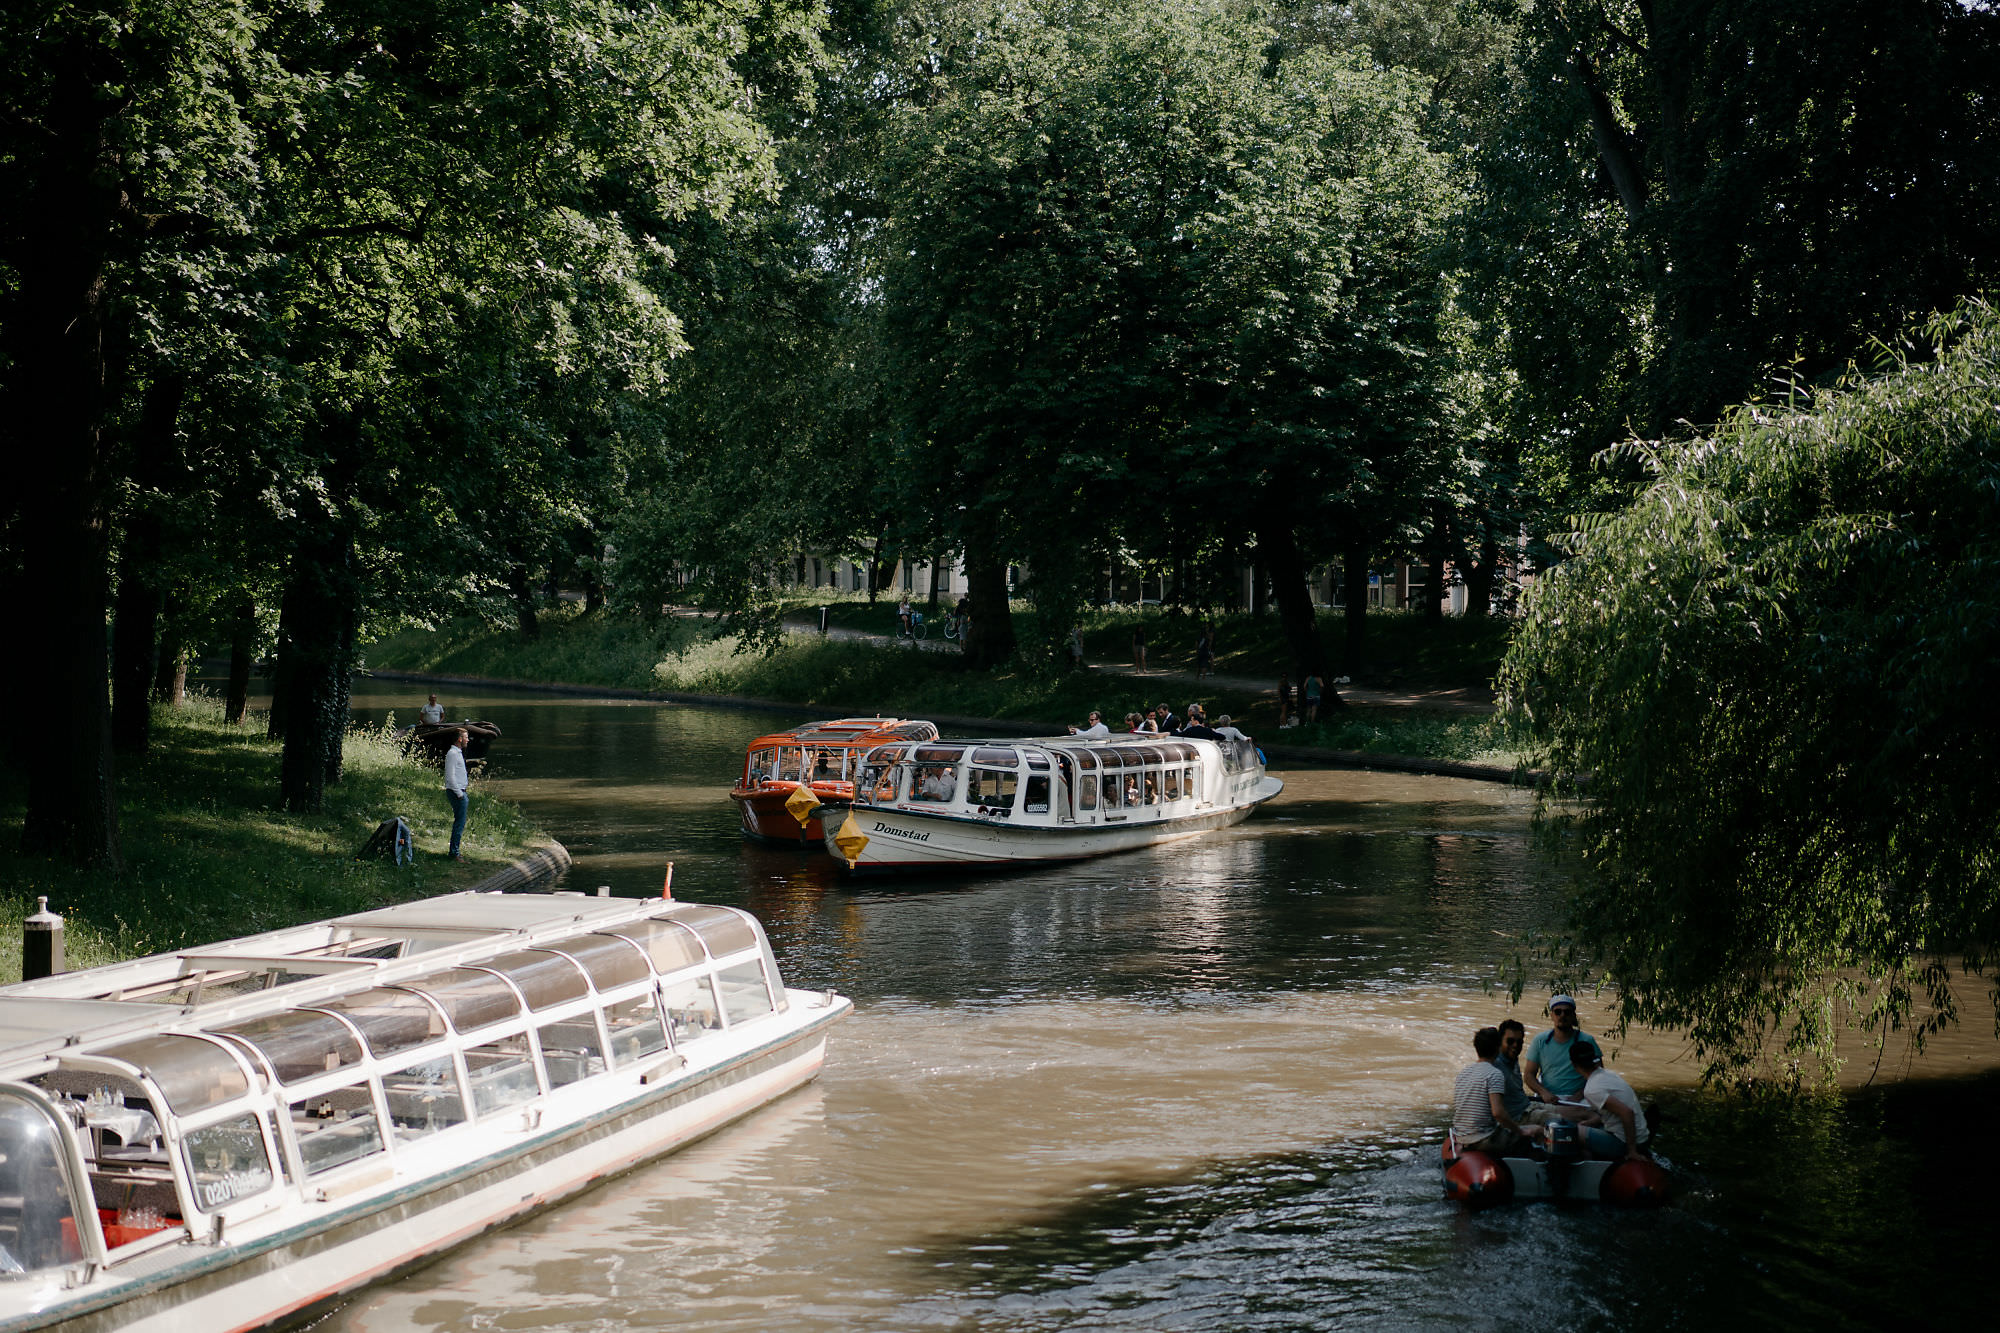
{"left": 1521, "top": 995, "right": 1597, "bottom": 1104}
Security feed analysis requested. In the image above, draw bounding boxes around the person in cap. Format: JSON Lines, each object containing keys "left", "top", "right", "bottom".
{"left": 1569, "top": 1042, "right": 1650, "bottom": 1161}
{"left": 1453, "top": 1026, "right": 1544, "bottom": 1155}
{"left": 1522, "top": 995, "right": 1598, "bottom": 1104}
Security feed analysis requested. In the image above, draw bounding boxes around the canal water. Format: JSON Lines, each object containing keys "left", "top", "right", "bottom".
{"left": 317, "top": 680, "right": 1996, "bottom": 1331}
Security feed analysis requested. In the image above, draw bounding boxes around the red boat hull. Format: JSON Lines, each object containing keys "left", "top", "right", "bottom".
{"left": 731, "top": 784, "right": 847, "bottom": 844}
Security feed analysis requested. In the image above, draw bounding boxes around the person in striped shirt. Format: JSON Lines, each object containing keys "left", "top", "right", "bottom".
{"left": 1452, "top": 1027, "right": 1545, "bottom": 1154}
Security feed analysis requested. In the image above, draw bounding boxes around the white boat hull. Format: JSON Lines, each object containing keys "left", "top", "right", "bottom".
{"left": 10, "top": 1015, "right": 840, "bottom": 1333}
{"left": 829, "top": 775, "right": 1284, "bottom": 873}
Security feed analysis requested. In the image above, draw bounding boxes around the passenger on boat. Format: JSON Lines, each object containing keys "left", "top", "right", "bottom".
{"left": 1068, "top": 711, "right": 1111, "bottom": 738}
{"left": 1495, "top": 1020, "right": 1563, "bottom": 1129}
{"left": 1453, "top": 1027, "right": 1545, "bottom": 1155}
{"left": 1177, "top": 707, "right": 1223, "bottom": 741}
{"left": 1569, "top": 1042, "right": 1651, "bottom": 1162}
{"left": 1125, "top": 712, "right": 1146, "bottom": 733}
{"left": 916, "top": 766, "right": 957, "bottom": 801}
{"left": 1214, "top": 715, "right": 1249, "bottom": 742}
{"left": 1154, "top": 703, "right": 1177, "bottom": 732}
{"left": 1522, "top": 995, "right": 1598, "bottom": 1104}
{"left": 1136, "top": 709, "right": 1160, "bottom": 733}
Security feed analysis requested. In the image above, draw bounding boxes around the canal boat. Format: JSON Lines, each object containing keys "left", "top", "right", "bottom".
{"left": 822, "top": 733, "right": 1283, "bottom": 873}
{"left": 0, "top": 889, "right": 849, "bottom": 1331}
{"left": 1441, "top": 1129, "right": 1669, "bottom": 1208}
{"left": 401, "top": 719, "right": 502, "bottom": 766}
{"left": 731, "top": 717, "right": 939, "bottom": 845}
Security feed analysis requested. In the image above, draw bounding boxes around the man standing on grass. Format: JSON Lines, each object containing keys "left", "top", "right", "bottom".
{"left": 444, "top": 728, "right": 470, "bottom": 861}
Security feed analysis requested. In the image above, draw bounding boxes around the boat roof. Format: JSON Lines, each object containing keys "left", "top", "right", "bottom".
{"left": 743, "top": 717, "right": 937, "bottom": 749}
{"left": 0, "top": 891, "right": 754, "bottom": 1071}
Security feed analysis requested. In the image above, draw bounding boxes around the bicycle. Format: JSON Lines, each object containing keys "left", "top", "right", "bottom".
{"left": 908, "top": 611, "right": 929, "bottom": 641}
{"left": 941, "top": 612, "right": 967, "bottom": 641}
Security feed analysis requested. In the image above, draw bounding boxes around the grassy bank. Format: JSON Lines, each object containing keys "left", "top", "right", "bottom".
{"left": 0, "top": 695, "right": 549, "bottom": 981}
{"left": 365, "top": 606, "right": 1530, "bottom": 765}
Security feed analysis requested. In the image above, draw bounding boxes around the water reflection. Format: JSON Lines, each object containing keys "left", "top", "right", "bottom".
{"left": 313, "top": 678, "right": 1999, "bottom": 1331}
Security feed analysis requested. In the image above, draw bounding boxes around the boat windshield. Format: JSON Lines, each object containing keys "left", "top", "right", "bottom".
{"left": 745, "top": 746, "right": 777, "bottom": 785}
{"left": 0, "top": 1090, "right": 85, "bottom": 1274}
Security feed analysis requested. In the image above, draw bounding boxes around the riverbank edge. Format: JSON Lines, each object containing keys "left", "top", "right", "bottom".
{"left": 364, "top": 668, "right": 1547, "bottom": 787}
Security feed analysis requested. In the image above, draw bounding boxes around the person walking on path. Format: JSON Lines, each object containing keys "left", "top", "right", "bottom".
{"left": 443, "top": 728, "right": 471, "bottom": 861}
{"left": 1069, "top": 625, "right": 1086, "bottom": 671}
{"left": 1194, "top": 624, "right": 1214, "bottom": 679}
{"left": 1132, "top": 623, "right": 1148, "bottom": 673}
{"left": 1302, "top": 672, "right": 1322, "bottom": 725}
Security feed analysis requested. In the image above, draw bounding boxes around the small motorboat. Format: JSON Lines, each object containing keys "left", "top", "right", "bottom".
{"left": 822, "top": 732, "right": 1283, "bottom": 873}
{"left": 730, "top": 717, "right": 939, "bottom": 845}
{"left": 402, "top": 719, "right": 502, "bottom": 765}
{"left": 1441, "top": 1127, "right": 1669, "bottom": 1208}
{"left": 0, "top": 888, "right": 849, "bottom": 1330}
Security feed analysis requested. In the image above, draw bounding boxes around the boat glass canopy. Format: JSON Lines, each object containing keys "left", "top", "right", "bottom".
{"left": 603, "top": 919, "right": 705, "bottom": 974}
{"left": 544, "top": 934, "right": 651, "bottom": 991}
{"left": 308, "top": 988, "right": 448, "bottom": 1059}
{"left": 480, "top": 951, "right": 590, "bottom": 1011}
{"left": 213, "top": 1011, "right": 366, "bottom": 1085}
{"left": 91, "top": 1034, "right": 250, "bottom": 1114}
{"left": 398, "top": 968, "right": 521, "bottom": 1034}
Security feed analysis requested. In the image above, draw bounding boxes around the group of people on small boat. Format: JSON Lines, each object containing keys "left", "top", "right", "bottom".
{"left": 1452, "top": 995, "right": 1653, "bottom": 1163}
{"left": 1067, "top": 703, "right": 1250, "bottom": 744}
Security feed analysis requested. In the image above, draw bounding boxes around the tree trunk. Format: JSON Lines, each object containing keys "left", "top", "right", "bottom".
{"left": 151, "top": 595, "right": 186, "bottom": 706}
{"left": 1426, "top": 509, "right": 1448, "bottom": 622}
{"left": 961, "top": 537, "right": 1016, "bottom": 668}
{"left": 225, "top": 596, "right": 255, "bottom": 724}
{"left": 508, "top": 563, "right": 540, "bottom": 640}
{"left": 927, "top": 551, "right": 944, "bottom": 613}
{"left": 1259, "top": 522, "right": 1341, "bottom": 708}
{"left": 111, "top": 544, "right": 162, "bottom": 753}
{"left": 1343, "top": 537, "right": 1370, "bottom": 668}
{"left": 1466, "top": 518, "right": 1499, "bottom": 618}
{"left": 10, "top": 31, "right": 128, "bottom": 868}
{"left": 277, "top": 536, "right": 357, "bottom": 814}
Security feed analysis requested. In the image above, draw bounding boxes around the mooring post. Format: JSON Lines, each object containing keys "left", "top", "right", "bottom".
{"left": 24, "top": 896, "right": 64, "bottom": 980}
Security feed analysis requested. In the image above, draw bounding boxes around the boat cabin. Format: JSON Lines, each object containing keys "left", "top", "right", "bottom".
{"left": 739, "top": 718, "right": 938, "bottom": 790}
{"left": 851, "top": 734, "right": 1262, "bottom": 828}
{"left": 0, "top": 893, "right": 791, "bottom": 1283}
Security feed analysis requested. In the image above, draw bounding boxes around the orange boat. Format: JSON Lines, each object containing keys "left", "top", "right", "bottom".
{"left": 731, "top": 717, "right": 939, "bottom": 845}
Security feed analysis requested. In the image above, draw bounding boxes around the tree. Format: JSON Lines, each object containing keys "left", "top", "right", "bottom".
{"left": 1500, "top": 300, "right": 2000, "bottom": 1076}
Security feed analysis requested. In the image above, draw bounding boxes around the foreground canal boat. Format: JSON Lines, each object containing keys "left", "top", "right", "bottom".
{"left": 824, "top": 733, "right": 1283, "bottom": 873}
{"left": 1441, "top": 1130, "right": 1669, "bottom": 1208}
{"left": 731, "top": 716, "right": 938, "bottom": 844}
{"left": 0, "top": 889, "right": 849, "bottom": 1331}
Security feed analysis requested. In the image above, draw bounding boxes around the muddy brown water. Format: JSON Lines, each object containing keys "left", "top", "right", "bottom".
{"left": 297, "top": 680, "right": 1997, "bottom": 1330}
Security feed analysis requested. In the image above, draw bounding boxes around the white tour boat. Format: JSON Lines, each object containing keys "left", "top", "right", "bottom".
{"left": 0, "top": 890, "right": 849, "bottom": 1332}
{"left": 823, "top": 733, "right": 1283, "bottom": 873}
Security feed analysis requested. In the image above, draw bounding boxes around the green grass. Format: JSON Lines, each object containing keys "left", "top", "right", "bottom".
{"left": 0, "top": 695, "right": 551, "bottom": 981}
{"left": 365, "top": 608, "right": 702, "bottom": 691}
{"left": 1278, "top": 709, "right": 1529, "bottom": 767}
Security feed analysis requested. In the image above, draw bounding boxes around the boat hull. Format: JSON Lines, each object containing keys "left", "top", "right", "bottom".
{"left": 730, "top": 786, "right": 840, "bottom": 844}
{"left": 5, "top": 1010, "right": 845, "bottom": 1333}
{"left": 828, "top": 777, "right": 1283, "bottom": 874}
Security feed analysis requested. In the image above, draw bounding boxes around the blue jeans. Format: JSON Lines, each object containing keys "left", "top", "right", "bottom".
{"left": 1583, "top": 1126, "right": 1631, "bottom": 1158}
{"left": 446, "top": 790, "right": 468, "bottom": 857}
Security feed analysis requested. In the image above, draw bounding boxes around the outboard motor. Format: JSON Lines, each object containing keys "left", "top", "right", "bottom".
{"left": 1544, "top": 1118, "right": 1583, "bottom": 1198}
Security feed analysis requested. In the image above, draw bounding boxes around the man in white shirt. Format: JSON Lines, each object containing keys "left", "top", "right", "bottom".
{"left": 443, "top": 729, "right": 470, "bottom": 860}
{"left": 1570, "top": 1042, "right": 1650, "bottom": 1161}
{"left": 1068, "top": 711, "right": 1110, "bottom": 738}
{"left": 419, "top": 693, "right": 445, "bottom": 725}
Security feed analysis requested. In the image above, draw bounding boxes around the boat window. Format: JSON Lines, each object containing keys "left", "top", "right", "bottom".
{"left": 1023, "top": 775, "right": 1051, "bottom": 813}
{"left": 1186, "top": 764, "right": 1201, "bottom": 797}
{"left": 606, "top": 918, "right": 706, "bottom": 974}
{"left": 775, "top": 748, "right": 805, "bottom": 782}
{"left": 550, "top": 935, "right": 652, "bottom": 992}
{"left": 1163, "top": 769, "right": 1181, "bottom": 801}
{"left": 909, "top": 761, "right": 957, "bottom": 803}
{"left": 91, "top": 1035, "right": 250, "bottom": 1115}
{"left": 912, "top": 745, "right": 964, "bottom": 764}
{"left": 1077, "top": 768, "right": 1097, "bottom": 809}
{"left": 381, "top": 1056, "right": 466, "bottom": 1143}
{"left": 463, "top": 1035, "right": 542, "bottom": 1116}
{"left": 1074, "top": 750, "right": 1098, "bottom": 771}
{"left": 970, "top": 747, "right": 1017, "bottom": 766}
{"left": 715, "top": 961, "right": 776, "bottom": 1025}
{"left": 288, "top": 1084, "right": 383, "bottom": 1176}
{"left": 310, "top": 988, "right": 448, "bottom": 1059}
{"left": 482, "top": 951, "right": 590, "bottom": 1012}
{"left": 867, "top": 744, "right": 908, "bottom": 767}
{"left": 667, "top": 905, "right": 760, "bottom": 960}
{"left": 400, "top": 969, "right": 521, "bottom": 1035}
{"left": 890, "top": 722, "right": 938, "bottom": 740}
{"left": 1098, "top": 749, "right": 1126, "bottom": 769}
{"left": 0, "top": 1091, "right": 86, "bottom": 1273}
{"left": 1025, "top": 751, "right": 1049, "bottom": 770}
{"left": 537, "top": 1018, "right": 608, "bottom": 1088}
{"left": 1101, "top": 773, "right": 1121, "bottom": 808}
{"left": 1137, "top": 745, "right": 1165, "bottom": 766}
{"left": 184, "top": 1114, "right": 274, "bottom": 1213}
{"left": 808, "top": 748, "right": 845, "bottom": 782}
{"left": 214, "top": 1011, "right": 365, "bottom": 1086}
{"left": 603, "top": 993, "right": 668, "bottom": 1065}
{"left": 857, "top": 761, "right": 901, "bottom": 805}
{"left": 1173, "top": 742, "right": 1198, "bottom": 762}
{"left": 662, "top": 975, "right": 722, "bottom": 1045}
{"left": 968, "top": 767, "right": 1016, "bottom": 809}
{"left": 746, "top": 747, "right": 776, "bottom": 784}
